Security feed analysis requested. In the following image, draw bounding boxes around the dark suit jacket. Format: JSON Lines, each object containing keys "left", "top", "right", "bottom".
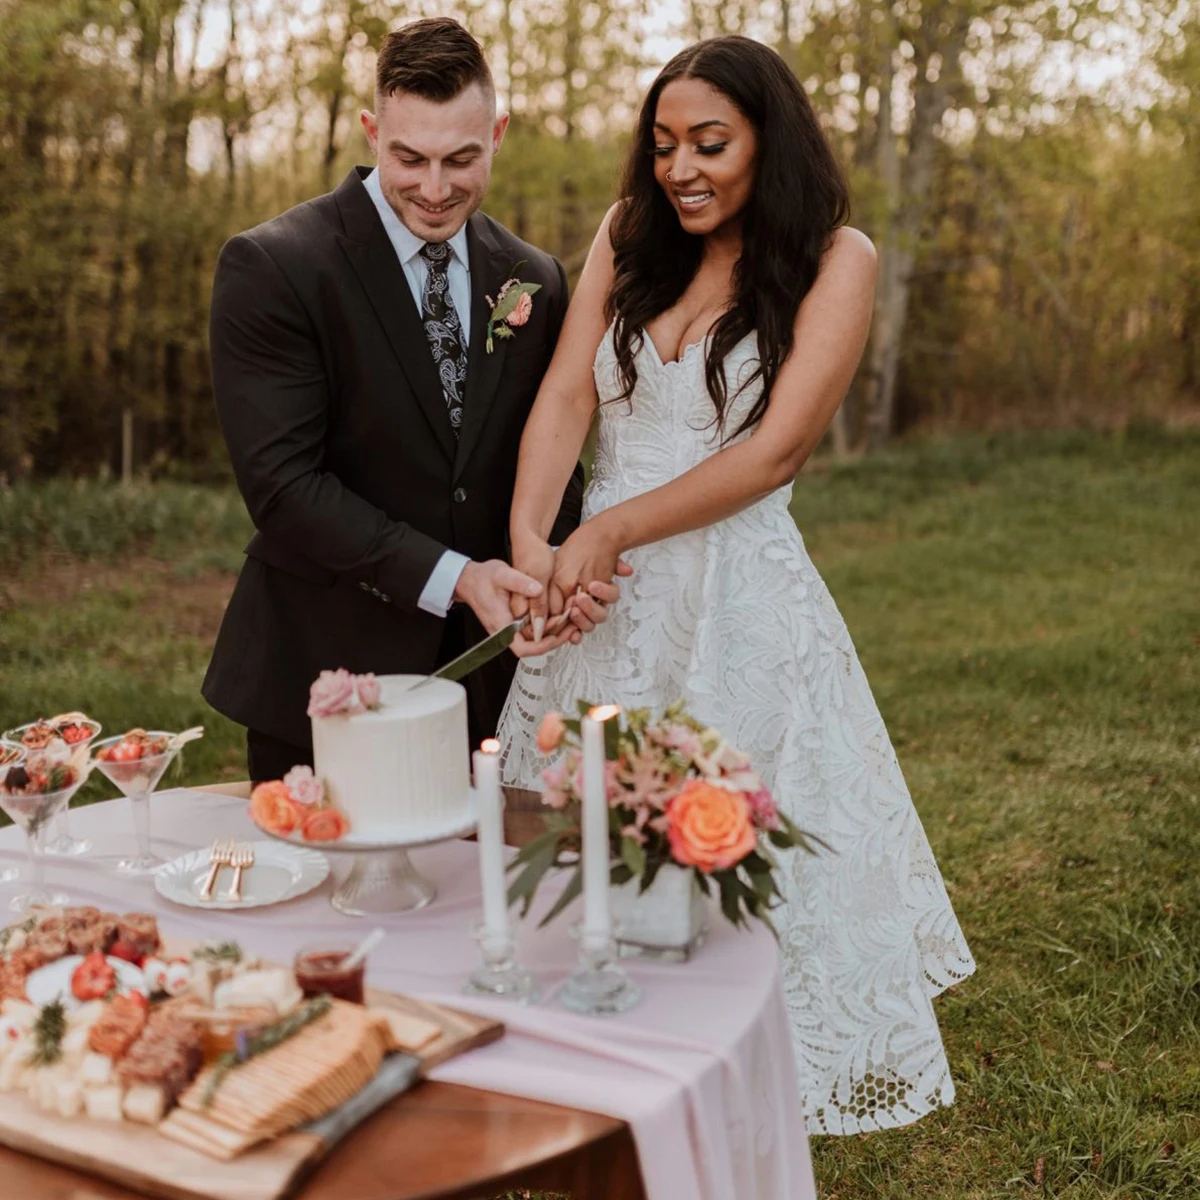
{"left": 202, "top": 166, "right": 583, "bottom": 750}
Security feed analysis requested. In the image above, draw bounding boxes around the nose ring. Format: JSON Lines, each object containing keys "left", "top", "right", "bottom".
{"left": 665, "top": 170, "right": 674, "bottom": 181}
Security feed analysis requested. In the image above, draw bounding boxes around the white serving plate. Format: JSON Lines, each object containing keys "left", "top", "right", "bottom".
{"left": 154, "top": 839, "right": 330, "bottom": 910}
{"left": 26, "top": 955, "right": 145, "bottom": 1010}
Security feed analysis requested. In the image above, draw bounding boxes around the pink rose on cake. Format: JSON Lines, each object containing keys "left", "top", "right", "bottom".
{"left": 307, "top": 669, "right": 382, "bottom": 718}
{"left": 283, "top": 765, "right": 324, "bottom": 807}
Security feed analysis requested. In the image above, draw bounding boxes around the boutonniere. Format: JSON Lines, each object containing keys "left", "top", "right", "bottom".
{"left": 485, "top": 261, "right": 542, "bottom": 353}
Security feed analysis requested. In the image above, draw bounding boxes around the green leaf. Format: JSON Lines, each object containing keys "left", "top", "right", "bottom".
{"left": 537, "top": 866, "right": 583, "bottom": 928}
{"left": 506, "top": 833, "right": 561, "bottom": 916}
{"left": 716, "top": 872, "right": 747, "bottom": 928}
{"left": 506, "top": 828, "right": 561, "bottom": 872}
{"left": 620, "top": 835, "right": 646, "bottom": 878}
{"left": 490, "top": 280, "right": 542, "bottom": 323}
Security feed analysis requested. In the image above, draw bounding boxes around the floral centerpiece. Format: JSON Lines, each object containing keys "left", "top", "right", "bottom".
{"left": 507, "top": 702, "right": 821, "bottom": 953}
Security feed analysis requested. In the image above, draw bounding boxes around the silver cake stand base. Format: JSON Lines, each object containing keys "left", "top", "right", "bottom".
{"left": 265, "top": 794, "right": 479, "bottom": 916}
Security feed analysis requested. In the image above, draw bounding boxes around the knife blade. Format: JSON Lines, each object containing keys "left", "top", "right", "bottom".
{"left": 416, "top": 619, "right": 526, "bottom": 687}
{"left": 412, "top": 608, "right": 576, "bottom": 690}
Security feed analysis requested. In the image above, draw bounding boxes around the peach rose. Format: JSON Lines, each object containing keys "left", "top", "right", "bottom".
{"left": 536, "top": 712, "right": 566, "bottom": 754}
{"left": 250, "top": 781, "right": 301, "bottom": 836}
{"left": 506, "top": 291, "right": 533, "bottom": 327}
{"left": 666, "top": 779, "right": 756, "bottom": 873}
{"left": 302, "top": 806, "right": 350, "bottom": 842}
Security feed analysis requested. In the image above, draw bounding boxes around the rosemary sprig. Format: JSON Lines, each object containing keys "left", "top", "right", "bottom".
{"left": 192, "top": 940, "right": 243, "bottom": 965}
{"left": 28, "top": 1000, "right": 67, "bottom": 1066}
{"left": 0, "top": 916, "right": 38, "bottom": 958}
{"left": 200, "top": 993, "right": 332, "bottom": 1107}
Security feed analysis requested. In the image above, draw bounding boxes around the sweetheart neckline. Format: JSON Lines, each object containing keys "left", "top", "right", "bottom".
{"left": 636, "top": 326, "right": 756, "bottom": 370}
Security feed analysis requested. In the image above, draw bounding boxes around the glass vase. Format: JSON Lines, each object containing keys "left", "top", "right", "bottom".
{"left": 610, "top": 863, "right": 709, "bottom": 962}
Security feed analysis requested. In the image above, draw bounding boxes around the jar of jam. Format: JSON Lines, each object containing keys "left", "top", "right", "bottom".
{"left": 294, "top": 943, "right": 366, "bottom": 1005}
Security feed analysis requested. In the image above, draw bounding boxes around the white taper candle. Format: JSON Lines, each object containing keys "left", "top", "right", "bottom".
{"left": 581, "top": 705, "right": 620, "bottom": 941}
{"left": 474, "top": 739, "right": 508, "bottom": 940}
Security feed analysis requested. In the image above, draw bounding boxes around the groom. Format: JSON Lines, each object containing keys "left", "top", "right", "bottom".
{"left": 203, "top": 18, "right": 610, "bottom": 781}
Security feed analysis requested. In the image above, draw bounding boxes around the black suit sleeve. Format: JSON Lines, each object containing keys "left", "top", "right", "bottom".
{"left": 546, "top": 255, "right": 585, "bottom": 546}
{"left": 209, "top": 234, "right": 446, "bottom": 613}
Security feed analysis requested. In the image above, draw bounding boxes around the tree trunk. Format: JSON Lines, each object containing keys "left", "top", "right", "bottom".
{"left": 863, "top": 28, "right": 964, "bottom": 451}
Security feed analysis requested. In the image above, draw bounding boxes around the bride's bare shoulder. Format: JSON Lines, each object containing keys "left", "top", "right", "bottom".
{"left": 824, "top": 226, "right": 877, "bottom": 275}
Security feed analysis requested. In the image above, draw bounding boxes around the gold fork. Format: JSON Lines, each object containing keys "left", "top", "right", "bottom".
{"left": 198, "top": 839, "right": 233, "bottom": 901}
{"left": 225, "top": 843, "right": 255, "bottom": 903}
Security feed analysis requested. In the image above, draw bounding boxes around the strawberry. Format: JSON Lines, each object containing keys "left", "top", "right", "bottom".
{"left": 108, "top": 939, "right": 142, "bottom": 966}
{"left": 102, "top": 740, "right": 143, "bottom": 763}
{"left": 72, "top": 952, "right": 116, "bottom": 1001}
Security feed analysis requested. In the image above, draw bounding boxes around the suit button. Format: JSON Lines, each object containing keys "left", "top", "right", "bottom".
{"left": 358, "top": 581, "right": 370, "bottom": 592}
{"left": 453, "top": 488, "right": 467, "bottom": 504}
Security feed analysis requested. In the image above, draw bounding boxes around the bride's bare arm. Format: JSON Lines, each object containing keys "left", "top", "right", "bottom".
{"left": 551, "top": 227, "right": 878, "bottom": 596}
{"left": 510, "top": 205, "right": 618, "bottom": 545}
{"left": 508, "top": 205, "right": 619, "bottom": 630}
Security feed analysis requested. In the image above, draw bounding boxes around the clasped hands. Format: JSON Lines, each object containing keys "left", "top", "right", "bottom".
{"left": 454, "top": 518, "right": 629, "bottom": 659}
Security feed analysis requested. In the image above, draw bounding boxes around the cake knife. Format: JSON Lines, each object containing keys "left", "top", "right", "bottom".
{"left": 416, "top": 611, "right": 572, "bottom": 687}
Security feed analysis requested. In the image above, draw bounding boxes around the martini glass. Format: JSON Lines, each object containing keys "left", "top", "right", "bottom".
{"left": 0, "top": 773, "right": 80, "bottom": 912}
{"left": 91, "top": 730, "right": 180, "bottom": 875}
{"left": 0, "top": 741, "right": 26, "bottom": 884}
{"left": 4, "top": 718, "right": 100, "bottom": 857}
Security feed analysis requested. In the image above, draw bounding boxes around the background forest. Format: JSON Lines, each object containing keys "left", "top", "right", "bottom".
{"left": 1, "top": 0, "right": 1197, "bottom": 482}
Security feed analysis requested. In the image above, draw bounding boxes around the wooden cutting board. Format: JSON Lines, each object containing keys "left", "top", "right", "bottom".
{"left": 0, "top": 989, "right": 503, "bottom": 1200}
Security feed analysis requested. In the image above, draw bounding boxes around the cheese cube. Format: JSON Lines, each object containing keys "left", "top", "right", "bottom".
{"left": 54, "top": 1077, "right": 83, "bottom": 1119}
{"left": 79, "top": 1051, "right": 113, "bottom": 1086}
{"left": 122, "top": 1083, "right": 166, "bottom": 1125}
{"left": 84, "top": 1084, "right": 124, "bottom": 1122}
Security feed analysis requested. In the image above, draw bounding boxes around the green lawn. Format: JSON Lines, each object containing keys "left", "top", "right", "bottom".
{"left": 2, "top": 426, "right": 1198, "bottom": 1198}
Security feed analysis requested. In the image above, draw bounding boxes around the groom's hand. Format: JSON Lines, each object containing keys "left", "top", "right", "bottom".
{"left": 453, "top": 560, "right": 571, "bottom": 658}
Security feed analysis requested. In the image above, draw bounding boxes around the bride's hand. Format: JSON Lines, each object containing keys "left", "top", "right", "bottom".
{"left": 510, "top": 533, "right": 564, "bottom": 638}
{"left": 551, "top": 517, "right": 624, "bottom": 602}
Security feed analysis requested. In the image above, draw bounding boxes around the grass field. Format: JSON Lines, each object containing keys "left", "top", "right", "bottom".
{"left": 1, "top": 426, "right": 1197, "bottom": 1199}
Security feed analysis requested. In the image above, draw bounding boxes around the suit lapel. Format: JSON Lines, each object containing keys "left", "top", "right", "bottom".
{"left": 333, "top": 168, "right": 457, "bottom": 464}
{"left": 453, "top": 214, "right": 512, "bottom": 481}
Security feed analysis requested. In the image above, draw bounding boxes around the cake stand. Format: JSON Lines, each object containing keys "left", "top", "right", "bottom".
{"left": 261, "top": 792, "right": 479, "bottom": 917}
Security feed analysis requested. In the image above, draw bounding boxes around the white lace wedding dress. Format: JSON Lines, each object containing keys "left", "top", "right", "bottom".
{"left": 498, "top": 325, "right": 976, "bottom": 1135}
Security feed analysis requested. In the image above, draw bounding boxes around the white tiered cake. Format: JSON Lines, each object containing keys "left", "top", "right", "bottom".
{"left": 312, "top": 675, "right": 470, "bottom": 841}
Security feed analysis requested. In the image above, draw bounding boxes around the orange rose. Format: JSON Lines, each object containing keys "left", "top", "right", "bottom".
{"left": 302, "top": 806, "right": 350, "bottom": 842}
{"left": 536, "top": 712, "right": 566, "bottom": 754}
{"left": 666, "top": 780, "right": 756, "bottom": 873}
{"left": 249, "top": 781, "right": 301, "bottom": 836}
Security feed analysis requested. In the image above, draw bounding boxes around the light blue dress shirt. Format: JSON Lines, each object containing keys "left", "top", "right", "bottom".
{"left": 361, "top": 168, "right": 470, "bottom": 617}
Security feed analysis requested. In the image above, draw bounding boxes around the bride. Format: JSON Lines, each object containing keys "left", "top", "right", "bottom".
{"left": 498, "top": 35, "right": 975, "bottom": 1134}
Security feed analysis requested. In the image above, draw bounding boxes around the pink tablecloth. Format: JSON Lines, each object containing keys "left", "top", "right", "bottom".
{"left": 0, "top": 790, "right": 816, "bottom": 1200}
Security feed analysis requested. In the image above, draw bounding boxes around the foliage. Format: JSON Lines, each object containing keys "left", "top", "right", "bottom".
{"left": 0, "top": 430, "right": 1197, "bottom": 1194}
{"left": 0, "top": 1, "right": 1195, "bottom": 479}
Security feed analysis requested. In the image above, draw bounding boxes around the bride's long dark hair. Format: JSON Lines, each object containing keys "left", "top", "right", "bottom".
{"left": 607, "top": 37, "right": 850, "bottom": 437}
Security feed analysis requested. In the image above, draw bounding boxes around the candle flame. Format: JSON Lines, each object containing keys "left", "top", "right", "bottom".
{"left": 588, "top": 704, "right": 621, "bottom": 722}
{"left": 480, "top": 738, "right": 501, "bottom": 754}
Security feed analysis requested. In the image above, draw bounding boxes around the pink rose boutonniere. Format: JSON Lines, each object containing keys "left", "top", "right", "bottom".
{"left": 485, "top": 261, "right": 542, "bottom": 353}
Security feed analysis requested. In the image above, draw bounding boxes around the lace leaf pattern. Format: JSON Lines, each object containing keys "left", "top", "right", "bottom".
{"left": 420, "top": 240, "right": 467, "bottom": 435}
{"left": 498, "top": 326, "right": 976, "bottom": 1135}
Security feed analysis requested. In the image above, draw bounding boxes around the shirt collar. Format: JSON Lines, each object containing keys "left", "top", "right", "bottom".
{"left": 362, "top": 167, "right": 470, "bottom": 270}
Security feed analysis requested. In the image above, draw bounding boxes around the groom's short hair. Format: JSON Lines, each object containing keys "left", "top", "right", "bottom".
{"left": 376, "top": 18, "right": 495, "bottom": 105}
